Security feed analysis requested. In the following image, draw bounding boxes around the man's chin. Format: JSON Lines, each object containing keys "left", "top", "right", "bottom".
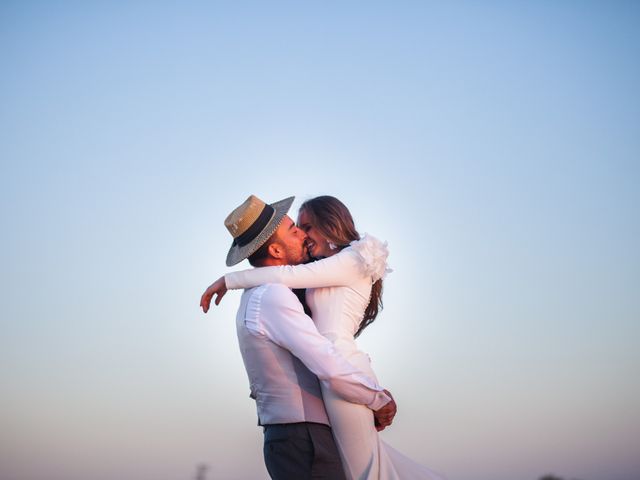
{"left": 305, "top": 246, "right": 320, "bottom": 261}
{"left": 288, "top": 251, "right": 311, "bottom": 265}
{"left": 300, "top": 246, "right": 312, "bottom": 264}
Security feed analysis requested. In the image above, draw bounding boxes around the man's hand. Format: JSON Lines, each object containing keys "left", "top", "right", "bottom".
{"left": 200, "top": 276, "right": 228, "bottom": 313}
{"left": 373, "top": 389, "right": 397, "bottom": 431}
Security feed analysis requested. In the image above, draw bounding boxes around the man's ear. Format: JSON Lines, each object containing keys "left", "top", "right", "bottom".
{"left": 268, "top": 242, "right": 283, "bottom": 259}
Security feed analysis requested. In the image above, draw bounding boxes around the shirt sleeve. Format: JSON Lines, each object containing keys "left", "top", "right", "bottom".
{"left": 226, "top": 248, "right": 364, "bottom": 290}
{"left": 246, "top": 284, "right": 391, "bottom": 411}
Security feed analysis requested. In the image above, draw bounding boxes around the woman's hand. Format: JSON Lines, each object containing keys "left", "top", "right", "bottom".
{"left": 200, "top": 276, "right": 228, "bottom": 313}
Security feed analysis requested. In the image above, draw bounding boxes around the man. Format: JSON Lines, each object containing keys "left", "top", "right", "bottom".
{"left": 201, "top": 195, "right": 397, "bottom": 479}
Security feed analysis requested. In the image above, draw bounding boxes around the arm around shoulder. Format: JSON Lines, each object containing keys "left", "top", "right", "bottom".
{"left": 225, "top": 251, "right": 363, "bottom": 290}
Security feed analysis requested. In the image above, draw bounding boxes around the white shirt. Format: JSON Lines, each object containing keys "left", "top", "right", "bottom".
{"left": 242, "top": 283, "right": 391, "bottom": 412}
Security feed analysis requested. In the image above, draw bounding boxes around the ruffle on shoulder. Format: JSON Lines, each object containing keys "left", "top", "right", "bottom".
{"left": 349, "top": 234, "right": 393, "bottom": 282}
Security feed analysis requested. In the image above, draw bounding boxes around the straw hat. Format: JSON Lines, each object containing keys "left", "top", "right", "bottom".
{"left": 224, "top": 195, "right": 295, "bottom": 266}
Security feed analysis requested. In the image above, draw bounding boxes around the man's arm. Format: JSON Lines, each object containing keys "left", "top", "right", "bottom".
{"left": 248, "top": 284, "right": 391, "bottom": 411}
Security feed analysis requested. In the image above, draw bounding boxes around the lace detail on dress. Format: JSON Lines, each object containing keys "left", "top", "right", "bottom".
{"left": 348, "top": 234, "right": 393, "bottom": 282}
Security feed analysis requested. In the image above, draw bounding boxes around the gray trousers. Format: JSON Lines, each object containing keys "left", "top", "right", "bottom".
{"left": 263, "top": 422, "right": 347, "bottom": 480}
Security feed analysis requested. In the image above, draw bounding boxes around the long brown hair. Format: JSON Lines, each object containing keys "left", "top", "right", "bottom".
{"left": 299, "top": 196, "right": 383, "bottom": 338}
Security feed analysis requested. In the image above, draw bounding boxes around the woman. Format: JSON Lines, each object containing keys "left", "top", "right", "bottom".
{"left": 202, "top": 196, "right": 443, "bottom": 480}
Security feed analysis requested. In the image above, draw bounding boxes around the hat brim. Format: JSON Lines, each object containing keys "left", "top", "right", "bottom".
{"left": 225, "top": 196, "right": 295, "bottom": 267}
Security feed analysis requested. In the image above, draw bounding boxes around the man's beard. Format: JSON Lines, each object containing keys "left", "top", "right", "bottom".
{"left": 286, "top": 244, "right": 310, "bottom": 265}
{"left": 299, "top": 245, "right": 311, "bottom": 264}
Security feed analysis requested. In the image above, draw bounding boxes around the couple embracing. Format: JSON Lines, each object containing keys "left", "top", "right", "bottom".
{"left": 201, "top": 194, "right": 444, "bottom": 480}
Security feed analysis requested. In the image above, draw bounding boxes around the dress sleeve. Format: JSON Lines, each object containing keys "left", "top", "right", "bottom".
{"left": 225, "top": 234, "right": 391, "bottom": 290}
{"left": 250, "top": 284, "right": 391, "bottom": 411}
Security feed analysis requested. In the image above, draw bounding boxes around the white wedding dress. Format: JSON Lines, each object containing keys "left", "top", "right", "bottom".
{"left": 225, "top": 235, "right": 444, "bottom": 480}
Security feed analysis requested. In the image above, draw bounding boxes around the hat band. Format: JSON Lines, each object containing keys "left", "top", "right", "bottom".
{"left": 233, "top": 204, "right": 275, "bottom": 247}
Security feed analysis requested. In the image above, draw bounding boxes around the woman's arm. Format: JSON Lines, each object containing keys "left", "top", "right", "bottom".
{"left": 200, "top": 276, "right": 228, "bottom": 312}
{"left": 225, "top": 249, "right": 363, "bottom": 290}
{"left": 199, "top": 252, "right": 359, "bottom": 313}
{"left": 199, "top": 235, "right": 390, "bottom": 312}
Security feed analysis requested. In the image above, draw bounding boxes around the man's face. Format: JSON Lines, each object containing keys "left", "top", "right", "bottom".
{"left": 273, "top": 215, "right": 310, "bottom": 265}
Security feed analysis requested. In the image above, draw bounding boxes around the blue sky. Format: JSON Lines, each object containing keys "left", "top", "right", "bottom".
{"left": 1, "top": 2, "right": 639, "bottom": 480}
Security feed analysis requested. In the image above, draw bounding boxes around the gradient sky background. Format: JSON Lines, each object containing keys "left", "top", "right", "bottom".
{"left": 1, "top": 2, "right": 639, "bottom": 480}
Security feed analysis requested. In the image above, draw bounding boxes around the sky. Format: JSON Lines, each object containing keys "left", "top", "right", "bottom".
{"left": 1, "top": 1, "right": 639, "bottom": 480}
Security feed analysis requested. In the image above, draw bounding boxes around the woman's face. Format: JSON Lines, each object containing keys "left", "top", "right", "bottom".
{"left": 297, "top": 209, "right": 333, "bottom": 258}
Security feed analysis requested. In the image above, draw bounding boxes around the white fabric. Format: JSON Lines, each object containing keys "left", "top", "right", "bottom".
{"left": 240, "top": 284, "right": 391, "bottom": 418}
{"left": 349, "top": 234, "right": 393, "bottom": 282}
{"left": 236, "top": 286, "right": 330, "bottom": 426}
{"left": 226, "top": 236, "right": 445, "bottom": 480}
